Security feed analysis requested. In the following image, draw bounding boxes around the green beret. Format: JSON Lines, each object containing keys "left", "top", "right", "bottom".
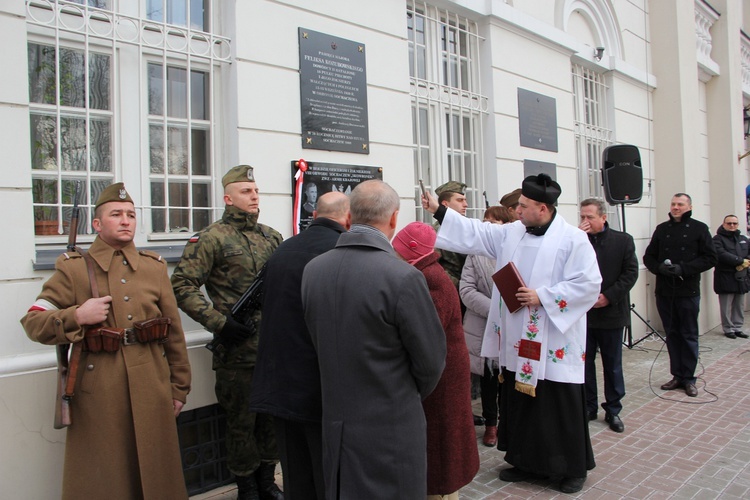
{"left": 95, "top": 182, "right": 133, "bottom": 209}
{"left": 500, "top": 188, "right": 522, "bottom": 208}
{"left": 435, "top": 181, "right": 467, "bottom": 196}
{"left": 222, "top": 165, "right": 255, "bottom": 187}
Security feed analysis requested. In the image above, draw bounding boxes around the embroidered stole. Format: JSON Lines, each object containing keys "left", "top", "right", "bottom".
{"left": 504, "top": 217, "right": 566, "bottom": 397}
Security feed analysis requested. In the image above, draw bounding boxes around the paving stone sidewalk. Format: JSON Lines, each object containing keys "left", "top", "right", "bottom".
{"left": 193, "top": 323, "right": 750, "bottom": 500}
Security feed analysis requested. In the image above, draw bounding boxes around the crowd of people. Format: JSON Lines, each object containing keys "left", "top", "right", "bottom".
{"left": 20, "top": 167, "right": 745, "bottom": 499}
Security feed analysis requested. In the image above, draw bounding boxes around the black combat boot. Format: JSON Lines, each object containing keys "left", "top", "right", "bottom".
{"left": 256, "top": 462, "right": 284, "bottom": 500}
{"left": 236, "top": 474, "right": 260, "bottom": 500}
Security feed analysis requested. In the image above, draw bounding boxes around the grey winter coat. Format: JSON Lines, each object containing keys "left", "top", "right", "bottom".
{"left": 459, "top": 253, "right": 495, "bottom": 375}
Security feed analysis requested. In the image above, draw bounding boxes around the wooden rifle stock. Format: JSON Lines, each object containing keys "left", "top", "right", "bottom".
{"left": 54, "top": 344, "right": 71, "bottom": 429}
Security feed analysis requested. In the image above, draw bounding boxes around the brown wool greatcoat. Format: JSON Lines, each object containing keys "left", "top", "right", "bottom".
{"left": 21, "top": 237, "right": 191, "bottom": 500}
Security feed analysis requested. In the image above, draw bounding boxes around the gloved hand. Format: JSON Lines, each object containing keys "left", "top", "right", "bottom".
{"left": 220, "top": 315, "right": 254, "bottom": 346}
{"left": 658, "top": 261, "right": 682, "bottom": 277}
{"left": 663, "top": 264, "right": 682, "bottom": 277}
{"left": 658, "top": 262, "right": 673, "bottom": 275}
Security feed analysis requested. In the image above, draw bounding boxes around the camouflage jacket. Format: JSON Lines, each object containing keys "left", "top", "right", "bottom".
{"left": 171, "top": 205, "right": 282, "bottom": 367}
{"left": 433, "top": 220, "right": 466, "bottom": 289}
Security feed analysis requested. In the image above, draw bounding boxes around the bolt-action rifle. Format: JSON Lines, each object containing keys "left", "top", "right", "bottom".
{"left": 54, "top": 184, "right": 82, "bottom": 429}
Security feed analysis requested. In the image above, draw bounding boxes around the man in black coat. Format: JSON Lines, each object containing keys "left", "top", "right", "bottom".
{"left": 249, "top": 191, "right": 350, "bottom": 500}
{"left": 712, "top": 214, "right": 750, "bottom": 339}
{"left": 643, "top": 193, "right": 717, "bottom": 397}
{"left": 579, "top": 199, "right": 638, "bottom": 433}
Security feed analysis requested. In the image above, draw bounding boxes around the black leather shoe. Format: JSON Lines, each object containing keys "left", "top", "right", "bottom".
{"left": 560, "top": 476, "right": 586, "bottom": 494}
{"left": 473, "top": 414, "right": 485, "bottom": 426}
{"left": 605, "top": 412, "right": 624, "bottom": 433}
{"left": 498, "top": 467, "right": 544, "bottom": 483}
{"left": 587, "top": 410, "right": 597, "bottom": 421}
{"left": 725, "top": 332, "right": 737, "bottom": 339}
{"left": 660, "top": 378, "right": 682, "bottom": 391}
{"left": 736, "top": 331, "right": 749, "bottom": 339}
{"left": 685, "top": 383, "right": 698, "bottom": 397}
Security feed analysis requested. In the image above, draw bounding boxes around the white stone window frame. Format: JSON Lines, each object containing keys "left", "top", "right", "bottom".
{"left": 26, "top": 0, "right": 230, "bottom": 246}
{"left": 407, "top": 0, "right": 488, "bottom": 221}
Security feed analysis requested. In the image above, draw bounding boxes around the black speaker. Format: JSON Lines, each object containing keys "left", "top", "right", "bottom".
{"left": 601, "top": 144, "right": 642, "bottom": 204}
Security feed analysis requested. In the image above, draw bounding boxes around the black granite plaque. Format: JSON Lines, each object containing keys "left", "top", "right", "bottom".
{"left": 518, "top": 88, "right": 558, "bottom": 152}
{"left": 291, "top": 161, "right": 381, "bottom": 233}
{"left": 523, "top": 159, "right": 557, "bottom": 180}
{"left": 299, "top": 28, "right": 369, "bottom": 153}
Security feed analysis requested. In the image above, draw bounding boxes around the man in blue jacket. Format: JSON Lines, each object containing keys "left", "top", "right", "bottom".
{"left": 579, "top": 198, "right": 638, "bottom": 432}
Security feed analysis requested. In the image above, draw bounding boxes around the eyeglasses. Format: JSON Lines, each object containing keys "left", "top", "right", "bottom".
{"left": 725, "top": 222, "right": 739, "bottom": 226}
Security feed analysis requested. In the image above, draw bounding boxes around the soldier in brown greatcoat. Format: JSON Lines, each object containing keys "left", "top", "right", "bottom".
{"left": 20, "top": 183, "right": 191, "bottom": 500}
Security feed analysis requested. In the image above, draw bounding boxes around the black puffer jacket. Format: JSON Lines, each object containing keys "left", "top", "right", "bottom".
{"left": 643, "top": 211, "right": 717, "bottom": 297}
{"left": 712, "top": 225, "right": 750, "bottom": 294}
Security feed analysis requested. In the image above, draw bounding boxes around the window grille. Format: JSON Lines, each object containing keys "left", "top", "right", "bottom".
{"left": 572, "top": 63, "right": 613, "bottom": 202}
{"left": 407, "top": 1, "right": 488, "bottom": 221}
{"left": 26, "top": 0, "right": 230, "bottom": 239}
{"left": 177, "top": 403, "right": 234, "bottom": 495}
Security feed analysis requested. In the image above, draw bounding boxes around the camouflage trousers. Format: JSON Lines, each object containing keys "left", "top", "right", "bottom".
{"left": 215, "top": 366, "right": 278, "bottom": 476}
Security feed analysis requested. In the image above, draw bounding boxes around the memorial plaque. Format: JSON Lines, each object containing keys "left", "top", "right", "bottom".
{"left": 518, "top": 88, "right": 558, "bottom": 152}
{"left": 523, "top": 159, "right": 557, "bottom": 180}
{"left": 291, "top": 161, "right": 381, "bottom": 233}
{"left": 299, "top": 28, "right": 369, "bottom": 153}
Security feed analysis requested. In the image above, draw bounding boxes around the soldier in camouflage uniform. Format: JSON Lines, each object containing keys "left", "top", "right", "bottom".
{"left": 171, "top": 165, "right": 283, "bottom": 500}
{"left": 433, "top": 181, "right": 469, "bottom": 288}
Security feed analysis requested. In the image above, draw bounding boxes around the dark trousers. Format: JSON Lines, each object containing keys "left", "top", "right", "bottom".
{"left": 274, "top": 417, "right": 325, "bottom": 500}
{"left": 585, "top": 327, "right": 626, "bottom": 416}
{"left": 480, "top": 363, "right": 501, "bottom": 426}
{"left": 656, "top": 294, "right": 700, "bottom": 384}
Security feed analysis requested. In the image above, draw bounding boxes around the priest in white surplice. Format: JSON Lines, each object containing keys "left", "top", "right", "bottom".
{"left": 422, "top": 174, "right": 601, "bottom": 495}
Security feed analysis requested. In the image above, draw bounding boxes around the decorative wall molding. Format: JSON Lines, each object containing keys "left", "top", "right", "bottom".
{"left": 695, "top": 0, "right": 720, "bottom": 82}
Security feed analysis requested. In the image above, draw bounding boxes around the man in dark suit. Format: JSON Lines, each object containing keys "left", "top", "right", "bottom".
{"left": 249, "top": 191, "right": 350, "bottom": 500}
{"left": 643, "top": 193, "right": 717, "bottom": 397}
{"left": 579, "top": 198, "right": 638, "bottom": 433}
{"left": 301, "top": 179, "right": 446, "bottom": 499}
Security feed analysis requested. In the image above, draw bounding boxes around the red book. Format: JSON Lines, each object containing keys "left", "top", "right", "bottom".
{"left": 492, "top": 262, "right": 526, "bottom": 313}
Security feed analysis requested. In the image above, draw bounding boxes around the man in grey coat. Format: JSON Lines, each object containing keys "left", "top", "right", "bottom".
{"left": 301, "top": 179, "right": 447, "bottom": 500}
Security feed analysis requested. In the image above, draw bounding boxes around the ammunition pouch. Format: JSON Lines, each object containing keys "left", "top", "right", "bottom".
{"left": 83, "top": 328, "right": 124, "bottom": 353}
{"left": 133, "top": 317, "right": 171, "bottom": 344}
{"left": 84, "top": 317, "right": 171, "bottom": 352}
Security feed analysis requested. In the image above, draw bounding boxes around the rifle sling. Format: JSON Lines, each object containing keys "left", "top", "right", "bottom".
{"left": 63, "top": 252, "right": 100, "bottom": 400}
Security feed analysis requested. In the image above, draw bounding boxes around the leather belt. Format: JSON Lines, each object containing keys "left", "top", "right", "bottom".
{"left": 122, "top": 328, "right": 138, "bottom": 346}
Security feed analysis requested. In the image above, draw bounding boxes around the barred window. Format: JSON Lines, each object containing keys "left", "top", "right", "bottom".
{"left": 26, "top": 0, "right": 229, "bottom": 242}
{"left": 572, "top": 63, "right": 613, "bottom": 201}
{"left": 407, "top": 1, "right": 488, "bottom": 221}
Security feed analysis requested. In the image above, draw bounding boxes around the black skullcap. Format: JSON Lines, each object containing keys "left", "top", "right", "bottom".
{"left": 521, "top": 174, "right": 561, "bottom": 205}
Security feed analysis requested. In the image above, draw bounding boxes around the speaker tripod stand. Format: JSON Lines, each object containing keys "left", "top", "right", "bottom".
{"left": 615, "top": 202, "right": 666, "bottom": 349}
{"left": 623, "top": 303, "right": 665, "bottom": 349}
